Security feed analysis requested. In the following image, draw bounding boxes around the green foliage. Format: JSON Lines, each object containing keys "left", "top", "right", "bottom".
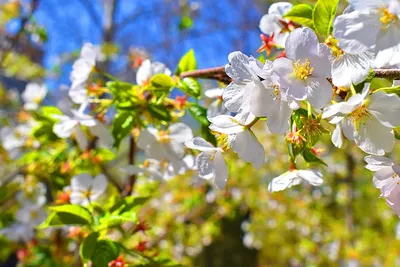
{"left": 312, "top": 0, "right": 339, "bottom": 36}
{"left": 187, "top": 103, "right": 217, "bottom": 146}
{"left": 39, "top": 205, "right": 93, "bottom": 228}
{"left": 283, "top": 4, "right": 314, "bottom": 28}
{"left": 302, "top": 148, "right": 327, "bottom": 166}
{"left": 179, "top": 15, "right": 194, "bottom": 31}
{"left": 96, "top": 212, "right": 137, "bottom": 230}
{"left": 90, "top": 240, "right": 120, "bottom": 267}
{"left": 150, "top": 74, "right": 175, "bottom": 91}
{"left": 80, "top": 232, "right": 99, "bottom": 263}
{"left": 112, "top": 111, "right": 136, "bottom": 149}
{"left": 175, "top": 49, "right": 197, "bottom": 75}
{"left": 177, "top": 78, "right": 202, "bottom": 99}
{"left": 148, "top": 103, "right": 172, "bottom": 122}
{"left": 369, "top": 78, "right": 394, "bottom": 91}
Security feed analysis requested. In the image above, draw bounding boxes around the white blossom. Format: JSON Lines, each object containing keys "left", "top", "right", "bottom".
{"left": 365, "top": 155, "right": 400, "bottom": 216}
{"left": 22, "top": 83, "right": 47, "bottom": 110}
{"left": 0, "top": 224, "right": 34, "bottom": 243}
{"left": 274, "top": 27, "right": 333, "bottom": 109}
{"left": 69, "top": 173, "right": 108, "bottom": 206}
{"left": 259, "top": 2, "right": 294, "bottom": 47}
{"left": 185, "top": 137, "right": 228, "bottom": 189}
{"left": 268, "top": 169, "right": 323, "bottom": 192}
{"left": 204, "top": 88, "right": 229, "bottom": 118}
{"left": 208, "top": 112, "right": 265, "bottom": 169}
{"left": 69, "top": 43, "right": 97, "bottom": 104}
{"left": 136, "top": 59, "right": 171, "bottom": 86}
{"left": 137, "top": 123, "right": 193, "bottom": 172}
{"left": 334, "top": 0, "right": 400, "bottom": 67}
{"left": 323, "top": 84, "right": 400, "bottom": 155}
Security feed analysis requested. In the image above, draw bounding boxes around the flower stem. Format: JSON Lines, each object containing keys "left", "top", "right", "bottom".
{"left": 307, "top": 101, "right": 312, "bottom": 118}
{"left": 247, "top": 117, "right": 260, "bottom": 129}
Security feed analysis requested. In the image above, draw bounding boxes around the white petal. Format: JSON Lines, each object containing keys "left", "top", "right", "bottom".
{"left": 334, "top": 11, "right": 380, "bottom": 54}
{"left": 268, "top": 171, "right": 301, "bottom": 192}
{"left": 69, "top": 81, "right": 88, "bottom": 104}
{"left": 364, "top": 155, "right": 394, "bottom": 171}
{"left": 196, "top": 152, "right": 215, "bottom": 179}
{"left": 225, "top": 51, "right": 253, "bottom": 84}
{"left": 168, "top": 123, "right": 193, "bottom": 142}
{"left": 208, "top": 115, "right": 244, "bottom": 134}
{"left": 229, "top": 130, "right": 265, "bottom": 169}
{"left": 297, "top": 169, "right": 323, "bottom": 186}
{"left": 266, "top": 101, "right": 292, "bottom": 134}
{"left": 349, "top": 0, "right": 389, "bottom": 11}
{"left": 368, "top": 91, "right": 400, "bottom": 128}
{"left": 268, "top": 2, "right": 293, "bottom": 15}
{"left": 306, "top": 77, "right": 333, "bottom": 109}
{"left": 213, "top": 151, "right": 228, "bottom": 190}
{"left": 184, "top": 137, "right": 218, "bottom": 152}
{"left": 373, "top": 166, "right": 399, "bottom": 197}
{"left": 285, "top": 27, "right": 319, "bottom": 61}
{"left": 375, "top": 21, "right": 400, "bottom": 51}
{"left": 332, "top": 52, "right": 372, "bottom": 87}
{"left": 259, "top": 14, "right": 282, "bottom": 34}
{"left": 374, "top": 42, "right": 400, "bottom": 68}
{"left": 75, "top": 126, "right": 88, "bottom": 151}
{"left": 90, "top": 174, "right": 108, "bottom": 200}
{"left": 223, "top": 82, "right": 246, "bottom": 113}
{"left": 205, "top": 88, "right": 224, "bottom": 98}
{"left": 137, "top": 128, "right": 157, "bottom": 149}
{"left": 53, "top": 119, "right": 78, "bottom": 138}
{"left": 354, "top": 117, "right": 394, "bottom": 155}
{"left": 136, "top": 59, "right": 152, "bottom": 85}
{"left": 71, "top": 173, "right": 93, "bottom": 191}
{"left": 332, "top": 123, "right": 344, "bottom": 148}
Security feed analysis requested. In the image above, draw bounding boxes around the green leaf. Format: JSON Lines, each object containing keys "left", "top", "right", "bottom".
{"left": 283, "top": 4, "right": 314, "bottom": 28}
{"left": 106, "top": 81, "right": 133, "bottom": 97}
{"left": 188, "top": 103, "right": 209, "bottom": 126}
{"left": 150, "top": 74, "right": 175, "bottom": 91}
{"left": 80, "top": 232, "right": 99, "bottom": 262}
{"left": 179, "top": 15, "right": 194, "bottom": 30}
{"left": 178, "top": 78, "right": 202, "bottom": 99}
{"left": 175, "top": 49, "right": 197, "bottom": 75}
{"left": 148, "top": 103, "right": 171, "bottom": 121}
{"left": 97, "top": 212, "right": 137, "bottom": 230}
{"left": 369, "top": 78, "right": 394, "bottom": 91}
{"left": 110, "top": 196, "right": 150, "bottom": 214}
{"left": 38, "top": 205, "right": 93, "bottom": 228}
{"left": 313, "top": 0, "right": 339, "bottom": 37}
{"left": 394, "top": 126, "right": 400, "bottom": 140}
{"left": 41, "top": 106, "right": 62, "bottom": 116}
{"left": 112, "top": 112, "right": 135, "bottom": 148}
{"left": 91, "top": 240, "right": 120, "bottom": 267}
{"left": 302, "top": 148, "right": 327, "bottom": 166}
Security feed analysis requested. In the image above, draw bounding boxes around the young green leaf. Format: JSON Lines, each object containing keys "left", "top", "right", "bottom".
{"left": 313, "top": 0, "right": 339, "bottom": 37}
{"left": 188, "top": 103, "right": 209, "bottom": 126}
{"left": 302, "top": 148, "right": 327, "bottom": 166}
{"left": 150, "top": 74, "right": 175, "bottom": 91}
{"left": 178, "top": 78, "right": 202, "bottom": 99}
{"left": 96, "top": 212, "right": 137, "bottom": 231}
{"left": 148, "top": 103, "right": 171, "bottom": 122}
{"left": 91, "top": 240, "right": 120, "bottom": 267}
{"left": 175, "top": 49, "right": 197, "bottom": 75}
{"left": 38, "top": 205, "right": 94, "bottom": 228}
{"left": 283, "top": 4, "right": 314, "bottom": 28}
{"left": 80, "top": 232, "right": 99, "bottom": 262}
{"left": 112, "top": 112, "right": 135, "bottom": 148}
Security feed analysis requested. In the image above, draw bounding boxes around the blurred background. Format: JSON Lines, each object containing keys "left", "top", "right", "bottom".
{"left": 1, "top": 0, "right": 400, "bottom": 266}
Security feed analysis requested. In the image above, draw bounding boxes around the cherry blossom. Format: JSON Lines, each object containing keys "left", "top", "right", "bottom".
{"left": 136, "top": 59, "right": 171, "bottom": 86}
{"left": 185, "top": 137, "right": 228, "bottom": 189}
{"left": 69, "top": 173, "right": 108, "bottom": 206}
{"left": 22, "top": 83, "right": 47, "bottom": 110}
{"left": 268, "top": 169, "right": 323, "bottom": 192}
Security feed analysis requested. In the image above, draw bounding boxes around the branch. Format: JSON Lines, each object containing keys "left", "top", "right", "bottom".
{"left": 179, "top": 67, "right": 400, "bottom": 83}
{"left": 122, "top": 136, "right": 137, "bottom": 196}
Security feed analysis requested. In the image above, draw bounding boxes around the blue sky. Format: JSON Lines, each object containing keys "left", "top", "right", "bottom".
{"left": 28, "top": 0, "right": 265, "bottom": 89}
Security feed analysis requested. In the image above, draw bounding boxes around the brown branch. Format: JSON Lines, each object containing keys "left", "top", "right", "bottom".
{"left": 179, "top": 67, "right": 400, "bottom": 83}
{"left": 122, "top": 136, "right": 136, "bottom": 196}
{"left": 0, "top": 0, "right": 40, "bottom": 65}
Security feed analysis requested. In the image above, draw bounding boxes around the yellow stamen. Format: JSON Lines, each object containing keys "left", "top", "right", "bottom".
{"left": 325, "top": 35, "right": 343, "bottom": 58}
{"left": 379, "top": 8, "right": 398, "bottom": 27}
{"left": 293, "top": 59, "right": 314, "bottom": 80}
{"left": 158, "top": 131, "right": 170, "bottom": 143}
{"left": 349, "top": 105, "right": 371, "bottom": 130}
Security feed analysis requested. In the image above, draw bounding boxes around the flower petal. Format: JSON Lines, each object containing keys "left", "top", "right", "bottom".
{"left": 213, "top": 151, "right": 229, "bottom": 190}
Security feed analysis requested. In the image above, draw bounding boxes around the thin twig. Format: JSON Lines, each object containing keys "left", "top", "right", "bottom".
{"left": 122, "top": 136, "right": 136, "bottom": 196}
